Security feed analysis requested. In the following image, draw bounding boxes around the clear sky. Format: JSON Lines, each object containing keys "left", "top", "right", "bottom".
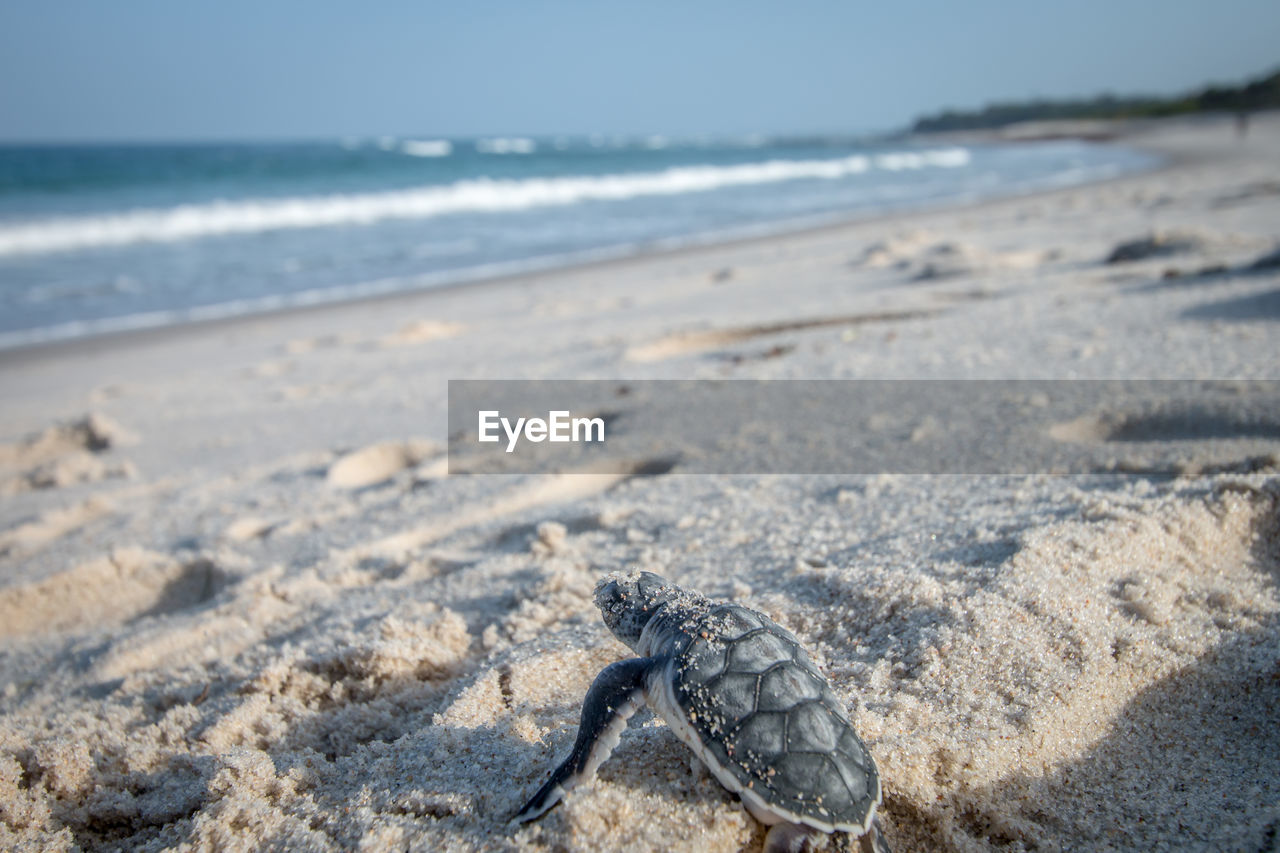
{"left": 1, "top": 0, "right": 1277, "bottom": 142}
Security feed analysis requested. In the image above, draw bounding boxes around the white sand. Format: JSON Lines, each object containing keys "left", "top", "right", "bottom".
{"left": 2, "top": 114, "right": 1279, "bottom": 852}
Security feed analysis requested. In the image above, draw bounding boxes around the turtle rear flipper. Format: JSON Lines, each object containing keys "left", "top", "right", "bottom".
{"left": 513, "top": 656, "right": 655, "bottom": 823}
{"left": 760, "top": 815, "right": 891, "bottom": 853}
{"left": 858, "top": 815, "right": 892, "bottom": 853}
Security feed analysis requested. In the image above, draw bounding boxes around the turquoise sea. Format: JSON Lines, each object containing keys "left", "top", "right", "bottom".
{"left": 0, "top": 135, "right": 1157, "bottom": 347}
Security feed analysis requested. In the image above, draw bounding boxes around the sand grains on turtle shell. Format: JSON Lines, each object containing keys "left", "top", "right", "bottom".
{"left": 671, "top": 604, "right": 880, "bottom": 829}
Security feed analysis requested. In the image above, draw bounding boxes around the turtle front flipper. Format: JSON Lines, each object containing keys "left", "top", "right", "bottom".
{"left": 513, "top": 656, "right": 656, "bottom": 823}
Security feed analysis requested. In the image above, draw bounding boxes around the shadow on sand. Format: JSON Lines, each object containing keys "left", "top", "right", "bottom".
{"left": 887, "top": 485, "right": 1280, "bottom": 851}
{"left": 1182, "top": 288, "right": 1280, "bottom": 323}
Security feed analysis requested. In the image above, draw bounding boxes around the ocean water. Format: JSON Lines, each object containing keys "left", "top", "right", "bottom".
{"left": 0, "top": 135, "right": 1157, "bottom": 348}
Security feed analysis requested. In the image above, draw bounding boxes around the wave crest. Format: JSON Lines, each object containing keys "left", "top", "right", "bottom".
{"left": 401, "top": 139, "right": 453, "bottom": 157}
{"left": 0, "top": 148, "right": 970, "bottom": 257}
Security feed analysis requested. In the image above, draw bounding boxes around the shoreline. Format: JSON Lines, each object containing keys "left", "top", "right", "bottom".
{"left": 0, "top": 118, "right": 1200, "bottom": 367}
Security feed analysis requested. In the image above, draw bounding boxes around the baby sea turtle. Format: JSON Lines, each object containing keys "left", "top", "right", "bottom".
{"left": 515, "top": 571, "right": 889, "bottom": 853}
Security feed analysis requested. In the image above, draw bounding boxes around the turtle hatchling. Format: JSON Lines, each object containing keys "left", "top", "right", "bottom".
{"left": 515, "top": 571, "right": 889, "bottom": 853}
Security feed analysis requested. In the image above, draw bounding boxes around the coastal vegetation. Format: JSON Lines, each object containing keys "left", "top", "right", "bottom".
{"left": 912, "top": 66, "right": 1280, "bottom": 133}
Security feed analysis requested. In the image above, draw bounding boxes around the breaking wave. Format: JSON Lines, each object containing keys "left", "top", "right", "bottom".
{"left": 401, "top": 139, "right": 453, "bottom": 157}
{"left": 0, "top": 148, "right": 970, "bottom": 257}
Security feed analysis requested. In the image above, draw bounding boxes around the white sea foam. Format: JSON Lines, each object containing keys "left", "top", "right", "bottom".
{"left": 0, "top": 148, "right": 971, "bottom": 257}
{"left": 401, "top": 139, "right": 453, "bottom": 157}
{"left": 475, "top": 137, "right": 536, "bottom": 154}
{"left": 874, "top": 149, "right": 971, "bottom": 170}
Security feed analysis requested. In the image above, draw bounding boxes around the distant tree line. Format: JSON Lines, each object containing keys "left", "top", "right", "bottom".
{"left": 912, "top": 67, "right": 1280, "bottom": 133}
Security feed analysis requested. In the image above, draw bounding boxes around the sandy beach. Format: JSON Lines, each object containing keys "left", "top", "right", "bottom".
{"left": 2, "top": 113, "right": 1279, "bottom": 852}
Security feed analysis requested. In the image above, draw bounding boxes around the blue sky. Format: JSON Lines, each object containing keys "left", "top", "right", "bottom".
{"left": 1, "top": 0, "right": 1277, "bottom": 142}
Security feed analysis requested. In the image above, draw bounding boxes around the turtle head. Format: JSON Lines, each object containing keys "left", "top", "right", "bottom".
{"left": 595, "top": 571, "right": 678, "bottom": 650}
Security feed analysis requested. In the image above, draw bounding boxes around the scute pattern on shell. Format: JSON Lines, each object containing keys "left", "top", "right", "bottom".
{"left": 671, "top": 603, "right": 879, "bottom": 828}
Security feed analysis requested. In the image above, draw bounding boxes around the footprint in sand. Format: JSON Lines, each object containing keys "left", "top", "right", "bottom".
{"left": 1103, "top": 228, "right": 1265, "bottom": 266}
{"left": 853, "top": 233, "right": 1054, "bottom": 281}
{"left": 0, "top": 413, "right": 137, "bottom": 493}
{"left": 1051, "top": 403, "right": 1280, "bottom": 444}
{"left": 0, "top": 497, "right": 114, "bottom": 558}
{"left": 350, "top": 458, "right": 675, "bottom": 560}
{"left": 0, "top": 547, "right": 224, "bottom": 638}
{"left": 1105, "top": 230, "right": 1211, "bottom": 264}
{"left": 245, "top": 359, "right": 296, "bottom": 379}
{"left": 281, "top": 332, "right": 357, "bottom": 355}
{"left": 1049, "top": 398, "right": 1280, "bottom": 474}
{"left": 851, "top": 230, "right": 937, "bottom": 269}
{"left": 625, "top": 311, "right": 935, "bottom": 363}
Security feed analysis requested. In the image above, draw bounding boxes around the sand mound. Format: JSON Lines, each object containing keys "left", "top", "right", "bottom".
{"left": 1, "top": 413, "right": 136, "bottom": 461}
{"left": 20, "top": 452, "right": 135, "bottom": 491}
{"left": 224, "top": 517, "right": 278, "bottom": 542}
{"left": 325, "top": 440, "right": 437, "bottom": 489}
{"left": 379, "top": 320, "right": 465, "bottom": 348}
{"left": 870, "top": 482, "right": 1280, "bottom": 851}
